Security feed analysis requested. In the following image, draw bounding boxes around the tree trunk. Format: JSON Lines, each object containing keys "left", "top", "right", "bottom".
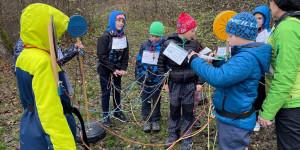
{"left": 0, "top": 1, "right": 14, "bottom": 57}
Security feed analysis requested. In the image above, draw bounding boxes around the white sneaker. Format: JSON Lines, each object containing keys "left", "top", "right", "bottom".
{"left": 253, "top": 122, "right": 260, "bottom": 132}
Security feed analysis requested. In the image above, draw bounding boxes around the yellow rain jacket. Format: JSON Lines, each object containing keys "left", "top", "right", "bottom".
{"left": 16, "top": 3, "right": 76, "bottom": 150}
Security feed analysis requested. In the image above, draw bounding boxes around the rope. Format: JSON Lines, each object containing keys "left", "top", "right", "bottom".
{"left": 65, "top": 89, "right": 212, "bottom": 148}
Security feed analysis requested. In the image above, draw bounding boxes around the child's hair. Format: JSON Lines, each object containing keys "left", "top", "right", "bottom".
{"left": 274, "top": 0, "right": 300, "bottom": 11}
{"left": 226, "top": 12, "right": 259, "bottom": 41}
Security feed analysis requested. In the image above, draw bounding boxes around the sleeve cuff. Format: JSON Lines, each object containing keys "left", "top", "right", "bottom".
{"left": 189, "top": 54, "right": 199, "bottom": 64}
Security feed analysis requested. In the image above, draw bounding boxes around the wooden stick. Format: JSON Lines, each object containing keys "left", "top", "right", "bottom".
{"left": 48, "top": 23, "right": 59, "bottom": 88}
{"left": 225, "top": 41, "right": 229, "bottom": 61}
{"left": 77, "top": 37, "right": 90, "bottom": 129}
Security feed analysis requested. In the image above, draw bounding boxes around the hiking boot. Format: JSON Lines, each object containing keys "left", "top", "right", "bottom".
{"left": 113, "top": 112, "right": 128, "bottom": 122}
{"left": 103, "top": 116, "right": 113, "bottom": 127}
{"left": 181, "top": 143, "right": 193, "bottom": 150}
{"left": 193, "top": 116, "right": 201, "bottom": 129}
{"left": 253, "top": 121, "right": 261, "bottom": 132}
{"left": 143, "top": 122, "right": 151, "bottom": 133}
{"left": 152, "top": 121, "right": 161, "bottom": 132}
{"left": 164, "top": 139, "right": 173, "bottom": 149}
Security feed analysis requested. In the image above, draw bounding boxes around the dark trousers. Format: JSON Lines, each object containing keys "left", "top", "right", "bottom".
{"left": 275, "top": 107, "right": 300, "bottom": 150}
{"left": 254, "top": 76, "right": 266, "bottom": 111}
{"left": 141, "top": 82, "right": 161, "bottom": 122}
{"left": 217, "top": 119, "right": 252, "bottom": 150}
{"left": 99, "top": 74, "right": 121, "bottom": 116}
{"left": 168, "top": 81, "right": 195, "bottom": 145}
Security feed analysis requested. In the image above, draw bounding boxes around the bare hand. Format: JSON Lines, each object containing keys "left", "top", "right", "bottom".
{"left": 257, "top": 115, "right": 272, "bottom": 127}
{"left": 187, "top": 51, "right": 199, "bottom": 63}
{"left": 119, "top": 70, "right": 127, "bottom": 75}
{"left": 162, "top": 84, "right": 169, "bottom": 92}
{"left": 207, "top": 50, "right": 217, "bottom": 63}
{"left": 113, "top": 70, "right": 122, "bottom": 77}
{"left": 75, "top": 41, "right": 84, "bottom": 49}
{"left": 196, "top": 84, "right": 202, "bottom": 92}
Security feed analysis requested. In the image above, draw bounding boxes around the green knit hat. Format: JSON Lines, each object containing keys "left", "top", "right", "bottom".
{"left": 149, "top": 22, "right": 164, "bottom": 37}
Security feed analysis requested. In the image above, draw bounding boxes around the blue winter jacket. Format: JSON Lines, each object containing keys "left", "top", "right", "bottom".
{"left": 12, "top": 38, "right": 77, "bottom": 73}
{"left": 135, "top": 37, "right": 166, "bottom": 83}
{"left": 190, "top": 42, "right": 272, "bottom": 130}
{"left": 253, "top": 6, "right": 271, "bottom": 32}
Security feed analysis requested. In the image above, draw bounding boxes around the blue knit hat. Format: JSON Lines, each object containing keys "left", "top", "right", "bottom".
{"left": 226, "top": 12, "right": 259, "bottom": 41}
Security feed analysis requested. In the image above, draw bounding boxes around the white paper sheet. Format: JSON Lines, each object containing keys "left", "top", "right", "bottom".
{"left": 141, "top": 50, "right": 160, "bottom": 65}
{"left": 163, "top": 41, "right": 188, "bottom": 65}
{"left": 217, "top": 47, "right": 231, "bottom": 56}
{"left": 112, "top": 36, "right": 127, "bottom": 49}
{"left": 199, "top": 47, "right": 212, "bottom": 55}
{"left": 256, "top": 29, "right": 271, "bottom": 44}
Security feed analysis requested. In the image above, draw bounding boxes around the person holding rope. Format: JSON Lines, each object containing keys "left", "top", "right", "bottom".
{"left": 15, "top": 3, "right": 78, "bottom": 149}
{"left": 97, "top": 10, "right": 129, "bottom": 127}
{"left": 252, "top": 5, "right": 272, "bottom": 132}
{"left": 158, "top": 12, "right": 205, "bottom": 150}
{"left": 188, "top": 12, "right": 272, "bottom": 150}
{"left": 257, "top": 0, "right": 300, "bottom": 149}
{"left": 135, "top": 21, "right": 166, "bottom": 133}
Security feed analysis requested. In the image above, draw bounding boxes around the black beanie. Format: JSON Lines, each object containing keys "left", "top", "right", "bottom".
{"left": 274, "top": 0, "right": 300, "bottom": 11}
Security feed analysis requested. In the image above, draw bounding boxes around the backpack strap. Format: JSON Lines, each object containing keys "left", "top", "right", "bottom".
{"left": 72, "top": 107, "right": 90, "bottom": 150}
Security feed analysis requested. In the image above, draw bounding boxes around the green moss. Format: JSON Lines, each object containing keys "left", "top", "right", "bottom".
{"left": 0, "top": 24, "right": 14, "bottom": 55}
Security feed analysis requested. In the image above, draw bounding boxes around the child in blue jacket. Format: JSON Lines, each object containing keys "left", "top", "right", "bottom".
{"left": 188, "top": 12, "right": 272, "bottom": 150}
{"left": 252, "top": 5, "right": 272, "bottom": 132}
{"left": 135, "top": 21, "right": 166, "bottom": 133}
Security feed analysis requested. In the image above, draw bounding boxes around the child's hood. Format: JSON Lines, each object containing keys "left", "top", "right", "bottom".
{"left": 253, "top": 6, "right": 271, "bottom": 30}
{"left": 20, "top": 3, "right": 69, "bottom": 50}
{"left": 107, "top": 10, "right": 126, "bottom": 35}
{"left": 232, "top": 43, "right": 272, "bottom": 73}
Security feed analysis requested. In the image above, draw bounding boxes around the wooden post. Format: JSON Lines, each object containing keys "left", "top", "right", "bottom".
{"left": 48, "top": 23, "right": 59, "bottom": 88}
{"left": 77, "top": 37, "right": 90, "bottom": 129}
{"left": 225, "top": 41, "right": 229, "bottom": 61}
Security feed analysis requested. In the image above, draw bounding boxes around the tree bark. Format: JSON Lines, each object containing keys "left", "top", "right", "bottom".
{"left": 0, "top": 1, "right": 14, "bottom": 57}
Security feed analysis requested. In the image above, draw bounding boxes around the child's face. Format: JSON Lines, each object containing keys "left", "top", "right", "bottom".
{"left": 116, "top": 19, "right": 125, "bottom": 31}
{"left": 254, "top": 13, "right": 263, "bottom": 28}
{"left": 180, "top": 27, "right": 197, "bottom": 40}
{"left": 227, "top": 34, "right": 242, "bottom": 46}
{"left": 150, "top": 35, "right": 161, "bottom": 43}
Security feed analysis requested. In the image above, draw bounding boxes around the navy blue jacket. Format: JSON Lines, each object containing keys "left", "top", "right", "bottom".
{"left": 190, "top": 43, "right": 272, "bottom": 130}
{"left": 158, "top": 33, "right": 204, "bottom": 84}
{"left": 12, "top": 38, "right": 77, "bottom": 73}
{"left": 135, "top": 37, "right": 166, "bottom": 83}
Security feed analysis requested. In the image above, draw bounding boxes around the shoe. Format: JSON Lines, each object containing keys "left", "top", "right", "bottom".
{"left": 152, "top": 121, "right": 161, "bottom": 132}
{"left": 103, "top": 116, "right": 113, "bottom": 127}
{"left": 143, "top": 122, "right": 151, "bottom": 133}
{"left": 164, "top": 139, "right": 173, "bottom": 149}
{"left": 181, "top": 143, "right": 193, "bottom": 150}
{"left": 113, "top": 112, "right": 128, "bottom": 122}
{"left": 253, "top": 122, "right": 260, "bottom": 132}
{"left": 193, "top": 116, "right": 201, "bottom": 129}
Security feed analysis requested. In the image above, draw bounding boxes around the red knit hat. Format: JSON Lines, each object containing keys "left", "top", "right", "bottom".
{"left": 177, "top": 12, "right": 197, "bottom": 34}
{"left": 116, "top": 14, "right": 125, "bottom": 20}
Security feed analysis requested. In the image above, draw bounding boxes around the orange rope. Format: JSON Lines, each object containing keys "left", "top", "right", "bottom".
{"left": 77, "top": 125, "right": 93, "bottom": 150}
{"left": 64, "top": 89, "right": 210, "bottom": 147}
